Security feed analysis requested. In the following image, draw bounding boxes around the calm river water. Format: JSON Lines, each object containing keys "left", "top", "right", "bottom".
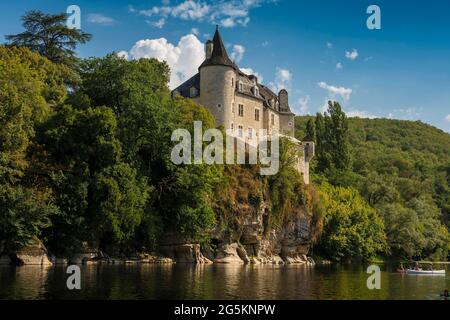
{"left": 0, "top": 263, "right": 449, "bottom": 300}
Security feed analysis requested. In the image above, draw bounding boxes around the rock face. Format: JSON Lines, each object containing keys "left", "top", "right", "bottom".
{"left": 69, "top": 242, "right": 99, "bottom": 264}
{"left": 174, "top": 244, "right": 212, "bottom": 264}
{"left": 11, "top": 239, "right": 53, "bottom": 266}
{"left": 206, "top": 201, "right": 314, "bottom": 264}
{"left": 159, "top": 235, "right": 212, "bottom": 264}
{"left": 214, "top": 243, "right": 246, "bottom": 264}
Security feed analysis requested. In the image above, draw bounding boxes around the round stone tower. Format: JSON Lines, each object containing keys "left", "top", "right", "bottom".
{"left": 198, "top": 26, "right": 236, "bottom": 128}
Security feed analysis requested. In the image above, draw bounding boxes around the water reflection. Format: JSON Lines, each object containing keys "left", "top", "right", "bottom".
{"left": 0, "top": 264, "right": 449, "bottom": 300}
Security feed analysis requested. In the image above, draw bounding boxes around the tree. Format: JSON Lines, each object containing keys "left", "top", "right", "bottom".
{"left": 5, "top": 10, "right": 91, "bottom": 67}
{"left": 314, "top": 101, "right": 352, "bottom": 175}
{"left": 317, "top": 183, "right": 387, "bottom": 262}
{"left": 0, "top": 46, "right": 71, "bottom": 252}
{"left": 305, "top": 118, "right": 316, "bottom": 141}
{"left": 38, "top": 106, "right": 150, "bottom": 253}
{"left": 77, "top": 54, "right": 223, "bottom": 244}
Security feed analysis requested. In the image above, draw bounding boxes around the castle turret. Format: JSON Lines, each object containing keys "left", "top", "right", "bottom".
{"left": 278, "top": 89, "right": 295, "bottom": 137}
{"left": 205, "top": 40, "right": 213, "bottom": 60}
{"left": 197, "top": 26, "right": 236, "bottom": 128}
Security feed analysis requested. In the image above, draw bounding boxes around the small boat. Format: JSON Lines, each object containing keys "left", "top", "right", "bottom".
{"left": 406, "top": 269, "right": 446, "bottom": 275}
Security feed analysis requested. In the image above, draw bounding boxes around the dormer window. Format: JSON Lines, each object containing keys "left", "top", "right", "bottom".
{"left": 238, "top": 81, "right": 243, "bottom": 92}
{"left": 189, "top": 87, "right": 198, "bottom": 97}
{"left": 254, "top": 86, "right": 259, "bottom": 97}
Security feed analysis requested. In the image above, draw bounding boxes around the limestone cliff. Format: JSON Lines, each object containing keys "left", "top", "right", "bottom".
{"left": 159, "top": 164, "right": 319, "bottom": 264}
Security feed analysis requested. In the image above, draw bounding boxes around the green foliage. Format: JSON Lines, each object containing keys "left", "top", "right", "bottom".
{"left": 0, "top": 185, "right": 57, "bottom": 252}
{"left": 76, "top": 54, "right": 221, "bottom": 245}
{"left": 5, "top": 11, "right": 92, "bottom": 67}
{"left": 267, "top": 137, "right": 308, "bottom": 225}
{"left": 314, "top": 101, "right": 352, "bottom": 173}
{"left": 0, "top": 46, "right": 71, "bottom": 252}
{"left": 297, "top": 114, "right": 450, "bottom": 260}
{"left": 317, "top": 183, "right": 387, "bottom": 262}
{"left": 38, "top": 106, "right": 144, "bottom": 252}
{"left": 92, "top": 163, "right": 150, "bottom": 246}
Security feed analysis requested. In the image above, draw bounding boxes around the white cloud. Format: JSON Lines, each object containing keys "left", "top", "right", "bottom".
{"left": 230, "top": 44, "right": 245, "bottom": 63}
{"left": 445, "top": 114, "right": 450, "bottom": 122}
{"left": 345, "top": 49, "right": 359, "bottom": 60}
{"left": 298, "top": 96, "right": 310, "bottom": 114}
{"left": 87, "top": 14, "right": 116, "bottom": 25}
{"left": 191, "top": 28, "right": 199, "bottom": 36}
{"left": 148, "top": 18, "right": 166, "bottom": 28}
{"left": 269, "top": 68, "right": 293, "bottom": 93}
{"left": 240, "top": 68, "right": 263, "bottom": 83}
{"left": 116, "top": 51, "right": 129, "bottom": 60}
{"left": 171, "top": 0, "right": 210, "bottom": 20}
{"left": 318, "top": 81, "right": 352, "bottom": 100}
{"left": 261, "top": 41, "right": 270, "bottom": 47}
{"left": 127, "top": 34, "right": 205, "bottom": 89}
{"left": 336, "top": 62, "right": 343, "bottom": 70}
{"left": 326, "top": 42, "right": 333, "bottom": 49}
{"left": 135, "top": 0, "right": 273, "bottom": 28}
{"left": 346, "top": 110, "right": 378, "bottom": 119}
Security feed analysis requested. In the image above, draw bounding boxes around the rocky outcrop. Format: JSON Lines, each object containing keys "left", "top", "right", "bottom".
{"left": 174, "top": 244, "right": 212, "bottom": 264}
{"left": 10, "top": 238, "right": 53, "bottom": 266}
{"left": 214, "top": 243, "right": 246, "bottom": 264}
{"left": 159, "top": 236, "right": 212, "bottom": 264}
{"left": 205, "top": 201, "right": 315, "bottom": 265}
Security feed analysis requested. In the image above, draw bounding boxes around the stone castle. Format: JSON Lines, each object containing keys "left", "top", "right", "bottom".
{"left": 173, "top": 27, "right": 314, "bottom": 184}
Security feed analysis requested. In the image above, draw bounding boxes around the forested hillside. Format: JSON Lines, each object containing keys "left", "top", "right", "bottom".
{"left": 296, "top": 115, "right": 450, "bottom": 261}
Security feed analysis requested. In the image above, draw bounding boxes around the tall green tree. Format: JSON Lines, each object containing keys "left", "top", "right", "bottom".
{"left": 0, "top": 46, "right": 71, "bottom": 252}
{"left": 38, "top": 106, "right": 149, "bottom": 254}
{"left": 76, "top": 54, "right": 222, "bottom": 244}
{"left": 314, "top": 101, "right": 352, "bottom": 176}
{"left": 5, "top": 10, "right": 91, "bottom": 67}
{"left": 305, "top": 118, "right": 316, "bottom": 141}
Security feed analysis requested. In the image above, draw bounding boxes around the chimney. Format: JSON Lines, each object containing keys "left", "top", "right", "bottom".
{"left": 205, "top": 40, "right": 213, "bottom": 59}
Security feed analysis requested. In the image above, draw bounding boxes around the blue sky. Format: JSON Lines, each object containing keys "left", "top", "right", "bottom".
{"left": 1, "top": 0, "right": 450, "bottom": 133}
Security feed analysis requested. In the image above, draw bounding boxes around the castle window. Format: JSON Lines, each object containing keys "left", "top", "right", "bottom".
{"left": 232, "top": 102, "right": 235, "bottom": 113}
{"left": 232, "top": 78, "right": 234, "bottom": 88}
{"left": 254, "top": 86, "right": 259, "bottom": 97}
{"left": 248, "top": 127, "right": 253, "bottom": 139}
{"left": 217, "top": 103, "right": 222, "bottom": 109}
{"left": 238, "top": 125, "right": 243, "bottom": 138}
{"left": 239, "top": 82, "right": 243, "bottom": 92}
{"left": 271, "top": 114, "right": 275, "bottom": 125}
{"left": 288, "top": 121, "right": 293, "bottom": 127}
{"left": 189, "top": 87, "right": 198, "bottom": 97}
{"left": 231, "top": 123, "right": 234, "bottom": 133}
{"left": 238, "top": 104, "right": 244, "bottom": 117}
{"left": 255, "top": 109, "right": 260, "bottom": 121}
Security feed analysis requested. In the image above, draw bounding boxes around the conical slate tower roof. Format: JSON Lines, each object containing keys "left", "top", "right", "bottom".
{"left": 200, "top": 26, "right": 236, "bottom": 69}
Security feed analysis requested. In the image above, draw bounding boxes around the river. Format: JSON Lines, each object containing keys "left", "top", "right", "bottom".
{"left": 0, "top": 264, "right": 449, "bottom": 300}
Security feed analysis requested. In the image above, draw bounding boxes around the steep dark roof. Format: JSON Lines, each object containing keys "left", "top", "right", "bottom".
{"left": 200, "top": 27, "right": 237, "bottom": 69}
{"left": 173, "top": 73, "right": 200, "bottom": 97}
